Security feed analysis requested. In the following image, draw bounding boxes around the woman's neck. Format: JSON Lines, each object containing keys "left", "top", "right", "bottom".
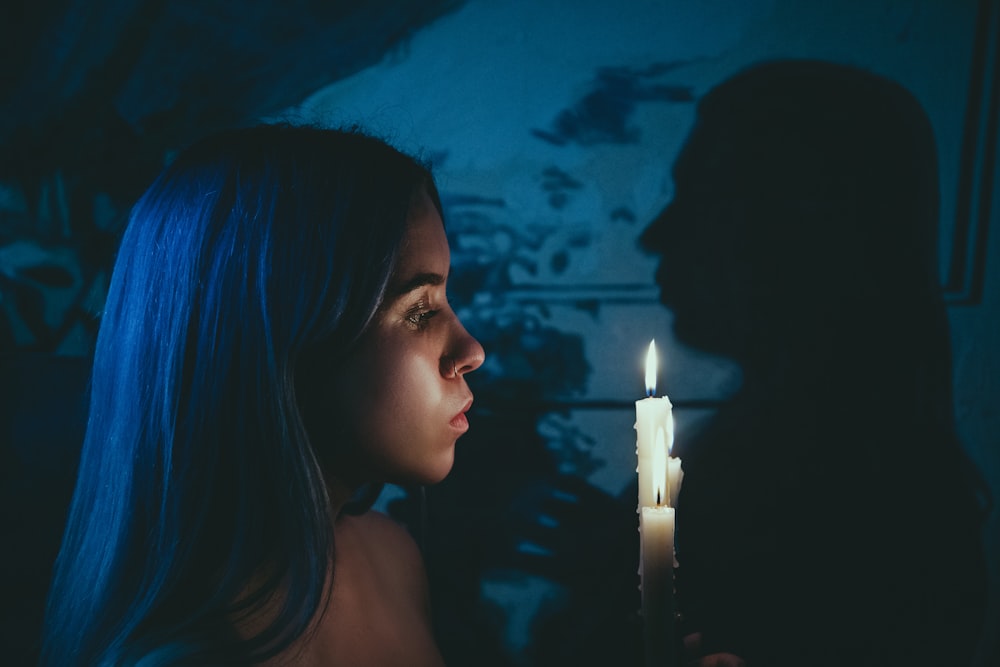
{"left": 325, "top": 475, "right": 359, "bottom": 520}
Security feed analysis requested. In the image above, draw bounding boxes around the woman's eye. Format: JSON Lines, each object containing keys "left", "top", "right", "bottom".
{"left": 405, "top": 307, "right": 439, "bottom": 330}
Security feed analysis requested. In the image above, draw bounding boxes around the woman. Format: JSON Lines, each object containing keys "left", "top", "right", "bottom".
{"left": 41, "top": 124, "right": 484, "bottom": 665}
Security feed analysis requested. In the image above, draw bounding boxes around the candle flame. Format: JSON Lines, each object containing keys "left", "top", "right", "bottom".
{"left": 653, "top": 427, "right": 666, "bottom": 505}
{"left": 645, "top": 340, "right": 657, "bottom": 397}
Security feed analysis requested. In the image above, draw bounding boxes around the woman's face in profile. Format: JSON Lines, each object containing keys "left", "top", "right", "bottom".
{"left": 326, "top": 191, "right": 485, "bottom": 487}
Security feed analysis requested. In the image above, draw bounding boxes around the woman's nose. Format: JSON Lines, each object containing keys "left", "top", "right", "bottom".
{"left": 444, "top": 321, "right": 485, "bottom": 378}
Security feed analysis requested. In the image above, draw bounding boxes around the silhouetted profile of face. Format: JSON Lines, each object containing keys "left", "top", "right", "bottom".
{"left": 641, "top": 124, "right": 756, "bottom": 356}
{"left": 641, "top": 60, "right": 941, "bottom": 365}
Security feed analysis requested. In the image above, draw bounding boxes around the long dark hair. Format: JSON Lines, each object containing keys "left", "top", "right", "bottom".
{"left": 41, "top": 124, "right": 441, "bottom": 665}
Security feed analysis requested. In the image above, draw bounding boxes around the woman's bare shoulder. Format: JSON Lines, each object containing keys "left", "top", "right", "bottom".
{"left": 344, "top": 510, "right": 419, "bottom": 554}
{"left": 347, "top": 509, "right": 415, "bottom": 540}
{"left": 263, "top": 511, "right": 442, "bottom": 667}
{"left": 338, "top": 511, "right": 428, "bottom": 591}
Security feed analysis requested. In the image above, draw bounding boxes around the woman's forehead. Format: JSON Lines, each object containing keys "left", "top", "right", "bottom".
{"left": 392, "top": 201, "right": 450, "bottom": 287}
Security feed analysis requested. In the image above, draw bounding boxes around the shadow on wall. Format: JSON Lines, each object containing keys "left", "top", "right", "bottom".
{"left": 638, "top": 59, "right": 993, "bottom": 667}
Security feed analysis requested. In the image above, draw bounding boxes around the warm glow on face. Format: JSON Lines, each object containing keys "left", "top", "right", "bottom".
{"left": 645, "top": 340, "right": 657, "bottom": 397}
{"left": 653, "top": 426, "right": 666, "bottom": 505}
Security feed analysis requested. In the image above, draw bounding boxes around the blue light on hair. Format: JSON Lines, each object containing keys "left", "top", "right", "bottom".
{"left": 41, "top": 124, "right": 442, "bottom": 665}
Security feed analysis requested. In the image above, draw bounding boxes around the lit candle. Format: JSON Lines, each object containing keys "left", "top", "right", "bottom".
{"left": 640, "top": 431, "right": 676, "bottom": 667}
{"left": 635, "top": 340, "right": 673, "bottom": 511}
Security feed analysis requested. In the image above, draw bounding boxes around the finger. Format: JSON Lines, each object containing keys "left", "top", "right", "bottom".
{"left": 692, "top": 653, "right": 746, "bottom": 667}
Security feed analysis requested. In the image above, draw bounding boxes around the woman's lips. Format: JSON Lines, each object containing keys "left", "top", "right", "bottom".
{"left": 449, "top": 399, "right": 473, "bottom": 433}
{"left": 449, "top": 412, "right": 469, "bottom": 432}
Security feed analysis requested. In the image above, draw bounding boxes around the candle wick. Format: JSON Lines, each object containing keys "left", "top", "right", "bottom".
{"left": 656, "top": 489, "right": 661, "bottom": 506}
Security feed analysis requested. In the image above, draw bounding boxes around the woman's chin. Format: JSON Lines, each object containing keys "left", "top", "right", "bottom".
{"left": 424, "top": 455, "right": 456, "bottom": 485}
{"left": 397, "top": 449, "right": 456, "bottom": 487}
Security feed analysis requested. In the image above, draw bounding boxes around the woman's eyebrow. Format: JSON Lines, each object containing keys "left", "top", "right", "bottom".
{"left": 390, "top": 272, "right": 445, "bottom": 296}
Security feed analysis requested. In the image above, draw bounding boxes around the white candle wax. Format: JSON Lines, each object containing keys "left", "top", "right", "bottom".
{"left": 635, "top": 340, "right": 674, "bottom": 511}
{"left": 636, "top": 398, "right": 671, "bottom": 510}
{"left": 641, "top": 505, "right": 676, "bottom": 667}
{"left": 667, "top": 456, "right": 684, "bottom": 509}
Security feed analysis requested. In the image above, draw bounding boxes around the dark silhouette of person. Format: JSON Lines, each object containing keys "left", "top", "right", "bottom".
{"left": 641, "top": 60, "right": 989, "bottom": 667}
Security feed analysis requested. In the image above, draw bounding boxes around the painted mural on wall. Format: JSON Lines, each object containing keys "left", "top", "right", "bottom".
{"left": 0, "top": 175, "right": 113, "bottom": 353}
